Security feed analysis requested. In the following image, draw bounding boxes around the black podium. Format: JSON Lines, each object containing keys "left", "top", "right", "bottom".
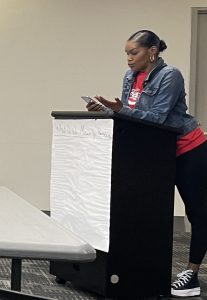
{"left": 50, "top": 111, "right": 178, "bottom": 299}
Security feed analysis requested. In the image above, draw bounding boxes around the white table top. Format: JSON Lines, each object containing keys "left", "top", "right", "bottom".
{"left": 0, "top": 187, "right": 96, "bottom": 261}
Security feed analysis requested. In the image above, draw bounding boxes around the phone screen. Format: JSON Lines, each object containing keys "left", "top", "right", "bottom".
{"left": 81, "top": 96, "right": 96, "bottom": 104}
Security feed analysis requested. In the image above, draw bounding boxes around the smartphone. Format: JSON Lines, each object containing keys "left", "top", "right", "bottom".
{"left": 81, "top": 96, "right": 107, "bottom": 111}
{"left": 81, "top": 96, "right": 97, "bottom": 104}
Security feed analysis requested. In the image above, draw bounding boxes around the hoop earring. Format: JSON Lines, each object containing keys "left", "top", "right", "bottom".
{"left": 150, "top": 55, "right": 155, "bottom": 63}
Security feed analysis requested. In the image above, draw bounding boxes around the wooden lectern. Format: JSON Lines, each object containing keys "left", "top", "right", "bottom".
{"left": 50, "top": 111, "right": 178, "bottom": 299}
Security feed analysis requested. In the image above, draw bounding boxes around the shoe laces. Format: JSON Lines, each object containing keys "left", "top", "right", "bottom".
{"left": 172, "top": 269, "right": 194, "bottom": 288}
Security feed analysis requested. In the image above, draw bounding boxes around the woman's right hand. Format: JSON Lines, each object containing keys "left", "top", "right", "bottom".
{"left": 86, "top": 100, "right": 104, "bottom": 111}
{"left": 86, "top": 96, "right": 123, "bottom": 112}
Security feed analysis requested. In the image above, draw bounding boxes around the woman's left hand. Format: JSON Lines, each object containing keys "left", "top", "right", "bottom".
{"left": 95, "top": 96, "right": 123, "bottom": 112}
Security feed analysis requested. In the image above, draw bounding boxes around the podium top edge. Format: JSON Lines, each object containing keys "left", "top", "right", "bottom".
{"left": 51, "top": 111, "right": 180, "bottom": 134}
{"left": 51, "top": 111, "right": 110, "bottom": 119}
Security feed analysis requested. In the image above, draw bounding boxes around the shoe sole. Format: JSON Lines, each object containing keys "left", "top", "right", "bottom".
{"left": 171, "top": 287, "right": 200, "bottom": 297}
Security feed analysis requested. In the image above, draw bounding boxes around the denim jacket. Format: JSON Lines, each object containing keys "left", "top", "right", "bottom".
{"left": 118, "top": 57, "right": 198, "bottom": 137}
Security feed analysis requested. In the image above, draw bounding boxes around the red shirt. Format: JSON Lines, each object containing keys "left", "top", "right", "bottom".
{"left": 128, "top": 72, "right": 147, "bottom": 109}
{"left": 176, "top": 127, "right": 206, "bottom": 156}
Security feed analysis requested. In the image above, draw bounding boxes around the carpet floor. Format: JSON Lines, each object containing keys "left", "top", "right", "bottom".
{"left": 0, "top": 232, "right": 206, "bottom": 300}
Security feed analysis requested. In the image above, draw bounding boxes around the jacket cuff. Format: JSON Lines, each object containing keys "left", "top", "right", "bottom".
{"left": 118, "top": 105, "right": 132, "bottom": 115}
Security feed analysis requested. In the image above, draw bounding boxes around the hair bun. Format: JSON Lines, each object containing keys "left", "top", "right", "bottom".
{"left": 159, "top": 40, "right": 167, "bottom": 52}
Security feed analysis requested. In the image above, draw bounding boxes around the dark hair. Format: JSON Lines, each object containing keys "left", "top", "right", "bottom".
{"left": 128, "top": 30, "right": 167, "bottom": 53}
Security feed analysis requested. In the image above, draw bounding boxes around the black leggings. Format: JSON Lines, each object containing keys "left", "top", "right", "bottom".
{"left": 176, "top": 140, "right": 207, "bottom": 265}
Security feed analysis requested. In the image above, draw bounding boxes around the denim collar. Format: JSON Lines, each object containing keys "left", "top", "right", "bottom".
{"left": 126, "top": 57, "right": 167, "bottom": 84}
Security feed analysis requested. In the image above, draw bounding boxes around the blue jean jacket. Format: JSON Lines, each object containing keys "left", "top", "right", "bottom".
{"left": 118, "top": 58, "right": 198, "bottom": 137}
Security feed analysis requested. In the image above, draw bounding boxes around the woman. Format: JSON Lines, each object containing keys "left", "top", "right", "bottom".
{"left": 86, "top": 30, "right": 207, "bottom": 297}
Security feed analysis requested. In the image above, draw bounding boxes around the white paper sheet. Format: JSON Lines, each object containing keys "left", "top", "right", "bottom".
{"left": 50, "top": 119, "right": 113, "bottom": 252}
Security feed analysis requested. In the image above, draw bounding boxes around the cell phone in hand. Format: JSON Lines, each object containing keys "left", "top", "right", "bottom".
{"left": 81, "top": 96, "right": 97, "bottom": 104}
{"left": 81, "top": 96, "right": 107, "bottom": 111}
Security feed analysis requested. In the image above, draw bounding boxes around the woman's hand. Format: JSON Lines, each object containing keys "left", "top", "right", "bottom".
{"left": 86, "top": 101, "right": 103, "bottom": 111}
{"left": 94, "top": 96, "right": 123, "bottom": 112}
{"left": 86, "top": 96, "right": 123, "bottom": 112}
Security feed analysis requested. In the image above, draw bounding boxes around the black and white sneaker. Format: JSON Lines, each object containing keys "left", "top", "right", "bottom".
{"left": 171, "top": 269, "right": 200, "bottom": 297}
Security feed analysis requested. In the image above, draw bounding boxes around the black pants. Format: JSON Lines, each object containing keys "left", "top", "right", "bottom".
{"left": 176, "top": 140, "right": 207, "bottom": 264}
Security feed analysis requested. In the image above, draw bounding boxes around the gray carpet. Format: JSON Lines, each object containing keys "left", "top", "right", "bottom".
{"left": 0, "top": 232, "right": 206, "bottom": 299}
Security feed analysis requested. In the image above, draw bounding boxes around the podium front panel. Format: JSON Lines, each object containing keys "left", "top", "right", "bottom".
{"left": 50, "top": 113, "right": 177, "bottom": 298}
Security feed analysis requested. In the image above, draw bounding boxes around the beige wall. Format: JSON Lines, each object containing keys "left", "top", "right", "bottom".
{"left": 0, "top": 0, "right": 206, "bottom": 212}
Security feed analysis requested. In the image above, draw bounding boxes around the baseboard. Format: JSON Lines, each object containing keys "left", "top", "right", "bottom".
{"left": 173, "top": 216, "right": 185, "bottom": 231}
